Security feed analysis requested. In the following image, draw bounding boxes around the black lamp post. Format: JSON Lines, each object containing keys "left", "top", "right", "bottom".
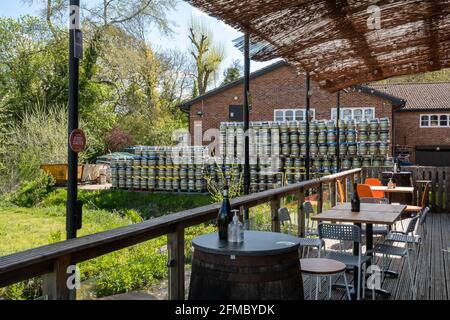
{"left": 67, "top": 0, "right": 81, "bottom": 239}
{"left": 243, "top": 32, "right": 250, "bottom": 228}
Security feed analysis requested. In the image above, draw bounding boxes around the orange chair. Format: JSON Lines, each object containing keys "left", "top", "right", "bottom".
{"left": 357, "top": 184, "right": 375, "bottom": 199}
{"left": 336, "top": 179, "right": 346, "bottom": 204}
{"left": 365, "top": 178, "right": 385, "bottom": 199}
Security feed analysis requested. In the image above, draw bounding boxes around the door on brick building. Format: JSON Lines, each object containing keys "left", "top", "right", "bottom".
{"left": 229, "top": 105, "right": 243, "bottom": 121}
{"left": 415, "top": 146, "right": 450, "bottom": 167}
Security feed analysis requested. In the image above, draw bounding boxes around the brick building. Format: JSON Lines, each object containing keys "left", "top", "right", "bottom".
{"left": 179, "top": 61, "right": 450, "bottom": 166}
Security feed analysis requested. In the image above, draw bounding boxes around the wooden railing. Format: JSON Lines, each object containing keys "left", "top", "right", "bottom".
{"left": 0, "top": 168, "right": 362, "bottom": 300}
{"left": 363, "top": 166, "right": 450, "bottom": 213}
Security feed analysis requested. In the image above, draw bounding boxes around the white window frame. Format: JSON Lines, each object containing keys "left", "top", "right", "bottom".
{"left": 331, "top": 107, "right": 376, "bottom": 121}
{"left": 420, "top": 114, "right": 450, "bottom": 128}
{"left": 273, "top": 109, "right": 316, "bottom": 122}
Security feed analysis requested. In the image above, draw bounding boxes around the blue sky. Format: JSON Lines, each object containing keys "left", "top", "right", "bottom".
{"left": 1, "top": 0, "right": 277, "bottom": 80}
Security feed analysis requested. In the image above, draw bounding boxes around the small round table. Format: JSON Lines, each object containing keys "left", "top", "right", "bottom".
{"left": 300, "top": 258, "right": 351, "bottom": 300}
{"left": 188, "top": 231, "right": 303, "bottom": 300}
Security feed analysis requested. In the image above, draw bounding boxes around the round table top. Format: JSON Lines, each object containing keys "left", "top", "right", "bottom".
{"left": 300, "top": 258, "right": 347, "bottom": 275}
{"left": 192, "top": 231, "right": 300, "bottom": 256}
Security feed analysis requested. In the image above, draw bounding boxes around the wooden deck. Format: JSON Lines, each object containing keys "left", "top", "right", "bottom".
{"left": 303, "top": 213, "right": 450, "bottom": 300}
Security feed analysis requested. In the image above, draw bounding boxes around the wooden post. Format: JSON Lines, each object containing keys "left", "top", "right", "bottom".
{"left": 330, "top": 180, "right": 337, "bottom": 207}
{"left": 42, "top": 255, "right": 73, "bottom": 300}
{"left": 350, "top": 174, "right": 355, "bottom": 198}
{"left": 318, "top": 182, "right": 324, "bottom": 214}
{"left": 297, "top": 189, "right": 306, "bottom": 237}
{"left": 168, "top": 224, "right": 185, "bottom": 300}
{"left": 271, "top": 197, "right": 281, "bottom": 233}
{"left": 362, "top": 167, "right": 367, "bottom": 183}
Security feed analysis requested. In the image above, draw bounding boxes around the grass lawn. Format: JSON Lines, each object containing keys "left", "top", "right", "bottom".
{"left": 0, "top": 205, "right": 130, "bottom": 256}
{"left": 0, "top": 190, "right": 215, "bottom": 300}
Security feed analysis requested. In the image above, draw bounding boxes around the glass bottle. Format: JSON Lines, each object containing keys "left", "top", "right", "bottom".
{"left": 388, "top": 178, "right": 395, "bottom": 189}
{"left": 351, "top": 182, "right": 360, "bottom": 212}
{"left": 228, "top": 210, "right": 244, "bottom": 243}
{"left": 217, "top": 185, "right": 232, "bottom": 240}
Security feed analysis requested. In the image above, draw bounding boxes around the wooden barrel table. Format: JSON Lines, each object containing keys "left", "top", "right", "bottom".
{"left": 188, "top": 231, "right": 303, "bottom": 300}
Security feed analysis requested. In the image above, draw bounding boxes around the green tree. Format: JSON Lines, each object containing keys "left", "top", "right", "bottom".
{"left": 222, "top": 59, "right": 243, "bottom": 85}
{"left": 188, "top": 17, "right": 225, "bottom": 96}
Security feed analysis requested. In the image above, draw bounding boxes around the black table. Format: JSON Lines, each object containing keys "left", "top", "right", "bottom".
{"left": 189, "top": 231, "right": 304, "bottom": 300}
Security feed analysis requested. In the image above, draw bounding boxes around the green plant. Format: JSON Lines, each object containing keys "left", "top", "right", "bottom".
{"left": 10, "top": 171, "right": 54, "bottom": 207}
{"left": 205, "top": 163, "right": 243, "bottom": 202}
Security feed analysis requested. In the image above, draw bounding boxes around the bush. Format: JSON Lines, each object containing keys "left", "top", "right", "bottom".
{"left": 0, "top": 279, "right": 43, "bottom": 301}
{"left": 0, "top": 105, "right": 112, "bottom": 195}
{"left": 104, "top": 127, "right": 134, "bottom": 153}
{"left": 10, "top": 171, "right": 54, "bottom": 207}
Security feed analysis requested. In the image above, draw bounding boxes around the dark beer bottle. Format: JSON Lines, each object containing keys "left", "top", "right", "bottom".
{"left": 351, "top": 183, "right": 360, "bottom": 212}
{"left": 217, "top": 185, "right": 232, "bottom": 240}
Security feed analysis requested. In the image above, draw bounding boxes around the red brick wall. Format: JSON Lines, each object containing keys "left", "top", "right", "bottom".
{"left": 189, "top": 65, "right": 394, "bottom": 137}
{"left": 395, "top": 111, "right": 450, "bottom": 162}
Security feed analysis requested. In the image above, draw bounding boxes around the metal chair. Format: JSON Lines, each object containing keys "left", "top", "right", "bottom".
{"left": 385, "top": 207, "right": 430, "bottom": 248}
{"left": 278, "top": 207, "right": 293, "bottom": 235}
{"left": 318, "top": 223, "right": 371, "bottom": 300}
{"left": 298, "top": 202, "right": 325, "bottom": 258}
{"left": 371, "top": 241, "right": 417, "bottom": 300}
{"left": 368, "top": 201, "right": 427, "bottom": 301}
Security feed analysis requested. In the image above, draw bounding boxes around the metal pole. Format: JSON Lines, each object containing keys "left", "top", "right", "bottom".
{"left": 243, "top": 32, "right": 250, "bottom": 228}
{"left": 336, "top": 91, "right": 341, "bottom": 172}
{"left": 67, "top": 0, "right": 80, "bottom": 240}
{"left": 305, "top": 73, "right": 311, "bottom": 182}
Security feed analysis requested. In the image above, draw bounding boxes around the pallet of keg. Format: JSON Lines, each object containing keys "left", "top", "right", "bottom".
{"left": 111, "top": 155, "right": 135, "bottom": 190}
{"left": 131, "top": 156, "right": 142, "bottom": 191}
{"left": 282, "top": 157, "right": 296, "bottom": 185}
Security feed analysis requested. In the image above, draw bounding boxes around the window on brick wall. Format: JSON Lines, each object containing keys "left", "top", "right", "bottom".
{"left": 274, "top": 109, "right": 316, "bottom": 122}
{"left": 420, "top": 114, "right": 450, "bottom": 128}
{"left": 331, "top": 107, "right": 375, "bottom": 121}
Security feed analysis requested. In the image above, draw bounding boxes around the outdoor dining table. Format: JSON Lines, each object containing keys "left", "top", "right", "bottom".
{"left": 311, "top": 203, "right": 406, "bottom": 299}
{"left": 188, "top": 231, "right": 304, "bottom": 300}
{"left": 370, "top": 186, "right": 415, "bottom": 204}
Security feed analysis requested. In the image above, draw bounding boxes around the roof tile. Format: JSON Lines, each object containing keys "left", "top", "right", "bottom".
{"left": 367, "top": 82, "right": 450, "bottom": 111}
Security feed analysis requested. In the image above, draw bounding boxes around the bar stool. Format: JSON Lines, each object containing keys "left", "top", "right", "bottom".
{"left": 300, "top": 258, "right": 351, "bottom": 300}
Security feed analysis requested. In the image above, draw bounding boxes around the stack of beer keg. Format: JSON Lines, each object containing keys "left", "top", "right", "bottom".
{"left": 218, "top": 118, "right": 393, "bottom": 191}
{"left": 111, "top": 117, "right": 392, "bottom": 194}
{"left": 356, "top": 118, "right": 392, "bottom": 168}
{"left": 111, "top": 146, "right": 208, "bottom": 192}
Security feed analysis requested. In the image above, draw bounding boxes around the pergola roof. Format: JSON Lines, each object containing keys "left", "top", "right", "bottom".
{"left": 187, "top": 0, "right": 450, "bottom": 92}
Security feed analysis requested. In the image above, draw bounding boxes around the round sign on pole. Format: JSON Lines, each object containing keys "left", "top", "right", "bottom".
{"left": 69, "top": 129, "right": 86, "bottom": 153}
